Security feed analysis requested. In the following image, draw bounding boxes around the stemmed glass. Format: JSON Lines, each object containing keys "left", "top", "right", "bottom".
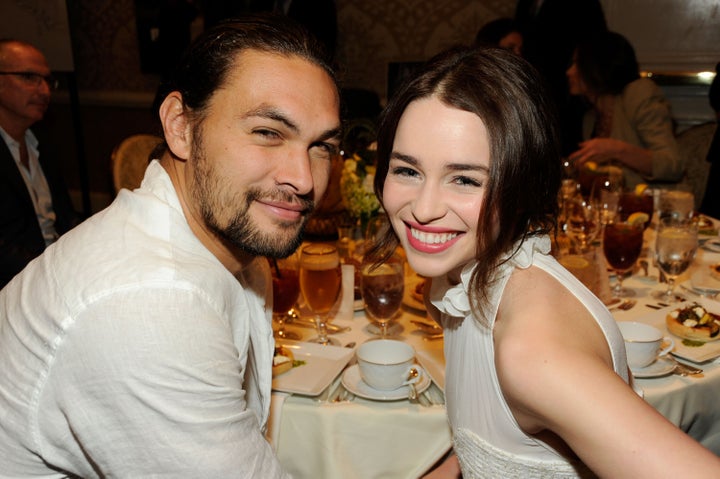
{"left": 299, "top": 243, "right": 342, "bottom": 346}
{"left": 603, "top": 220, "right": 644, "bottom": 297}
{"left": 361, "top": 252, "right": 405, "bottom": 338}
{"left": 591, "top": 172, "right": 622, "bottom": 228}
{"left": 564, "top": 196, "right": 600, "bottom": 253}
{"left": 269, "top": 254, "right": 301, "bottom": 341}
{"left": 652, "top": 218, "right": 699, "bottom": 302}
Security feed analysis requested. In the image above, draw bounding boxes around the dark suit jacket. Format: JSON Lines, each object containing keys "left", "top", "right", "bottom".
{"left": 0, "top": 131, "right": 80, "bottom": 288}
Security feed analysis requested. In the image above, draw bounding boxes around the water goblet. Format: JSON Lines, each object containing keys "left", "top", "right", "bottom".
{"left": 299, "top": 243, "right": 342, "bottom": 346}
{"left": 564, "top": 196, "right": 600, "bottom": 253}
{"left": 603, "top": 221, "right": 644, "bottom": 297}
{"left": 590, "top": 172, "right": 622, "bottom": 228}
{"left": 652, "top": 218, "right": 698, "bottom": 302}
{"left": 361, "top": 252, "right": 405, "bottom": 338}
{"left": 268, "top": 254, "right": 302, "bottom": 341}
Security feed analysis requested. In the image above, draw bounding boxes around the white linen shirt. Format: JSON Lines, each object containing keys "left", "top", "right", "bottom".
{"left": 0, "top": 161, "right": 289, "bottom": 478}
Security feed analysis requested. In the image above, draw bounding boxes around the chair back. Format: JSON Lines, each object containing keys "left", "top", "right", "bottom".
{"left": 111, "top": 134, "right": 164, "bottom": 193}
{"left": 676, "top": 122, "right": 716, "bottom": 208}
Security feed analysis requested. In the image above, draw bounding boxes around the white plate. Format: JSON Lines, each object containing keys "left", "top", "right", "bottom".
{"left": 341, "top": 364, "right": 431, "bottom": 401}
{"left": 690, "top": 268, "right": 720, "bottom": 295}
{"left": 272, "top": 340, "right": 354, "bottom": 396}
{"left": 403, "top": 275, "right": 426, "bottom": 312}
{"left": 630, "top": 356, "right": 675, "bottom": 378}
{"left": 628, "top": 298, "right": 720, "bottom": 363}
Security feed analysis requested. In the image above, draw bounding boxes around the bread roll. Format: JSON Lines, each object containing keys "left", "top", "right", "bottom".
{"left": 272, "top": 346, "right": 294, "bottom": 377}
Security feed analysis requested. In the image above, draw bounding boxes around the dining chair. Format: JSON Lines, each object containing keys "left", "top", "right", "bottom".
{"left": 111, "top": 133, "right": 164, "bottom": 194}
{"left": 676, "top": 121, "right": 716, "bottom": 208}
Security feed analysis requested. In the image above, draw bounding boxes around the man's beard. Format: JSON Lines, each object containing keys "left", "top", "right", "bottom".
{"left": 188, "top": 131, "right": 314, "bottom": 258}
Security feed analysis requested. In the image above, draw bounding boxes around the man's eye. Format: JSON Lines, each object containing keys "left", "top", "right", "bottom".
{"left": 253, "top": 129, "right": 280, "bottom": 139}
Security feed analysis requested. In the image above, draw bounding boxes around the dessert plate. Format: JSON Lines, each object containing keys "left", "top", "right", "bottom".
{"left": 272, "top": 341, "right": 354, "bottom": 396}
{"left": 341, "top": 364, "right": 431, "bottom": 401}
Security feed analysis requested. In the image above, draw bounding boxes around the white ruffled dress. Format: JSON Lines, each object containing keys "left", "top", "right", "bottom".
{"left": 429, "top": 235, "right": 632, "bottom": 478}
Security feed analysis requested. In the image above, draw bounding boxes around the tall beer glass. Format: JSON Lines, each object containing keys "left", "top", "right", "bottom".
{"left": 299, "top": 243, "right": 342, "bottom": 345}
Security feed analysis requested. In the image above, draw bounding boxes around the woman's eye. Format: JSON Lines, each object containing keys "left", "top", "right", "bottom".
{"left": 452, "top": 175, "right": 483, "bottom": 187}
{"left": 390, "top": 166, "right": 418, "bottom": 178}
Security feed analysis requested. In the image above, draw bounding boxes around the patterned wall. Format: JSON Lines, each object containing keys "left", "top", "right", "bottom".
{"left": 68, "top": 0, "right": 516, "bottom": 104}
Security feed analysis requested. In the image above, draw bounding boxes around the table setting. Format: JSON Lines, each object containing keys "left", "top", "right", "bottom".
{"left": 265, "top": 171, "right": 720, "bottom": 477}
{"left": 556, "top": 169, "right": 720, "bottom": 455}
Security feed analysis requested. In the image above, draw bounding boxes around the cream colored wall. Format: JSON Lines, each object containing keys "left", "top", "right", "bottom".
{"left": 335, "top": 0, "right": 516, "bottom": 102}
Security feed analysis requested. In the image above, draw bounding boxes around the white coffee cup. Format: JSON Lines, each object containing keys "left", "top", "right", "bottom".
{"left": 356, "top": 339, "right": 415, "bottom": 390}
{"left": 618, "top": 321, "right": 675, "bottom": 369}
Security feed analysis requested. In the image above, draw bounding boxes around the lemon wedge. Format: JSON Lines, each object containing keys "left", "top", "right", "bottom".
{"left": 584, "top": 161, "right": 598, "bottom": 171}
{"left": 634, "top": 183, "right": 649, "bottom": 195}
{"left": 627, "top": 212, "right": 649, "bottom": 226}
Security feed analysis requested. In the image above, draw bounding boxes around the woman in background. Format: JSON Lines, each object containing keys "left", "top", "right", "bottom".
{"left": 368, "top": 45, "right": 720, "bottom": 477}
{"left": 567, "top": 31, "right": 682, "bottom": 190}
{"left": 474, "top": 17, "right": 523, "bottom": 56}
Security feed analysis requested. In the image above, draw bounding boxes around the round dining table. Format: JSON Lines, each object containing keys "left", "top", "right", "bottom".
{"left": 267, "top": 217, "right": 720, "bottom": 478}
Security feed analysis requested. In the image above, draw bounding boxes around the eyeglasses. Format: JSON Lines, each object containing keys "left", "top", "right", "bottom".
{"left": 0, "top": 71, "right": 59, "bottom": 90}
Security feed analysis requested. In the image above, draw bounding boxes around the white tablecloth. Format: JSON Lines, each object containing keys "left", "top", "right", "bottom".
{"left": 269, "top": 222, "right": 720, "bottom": 477}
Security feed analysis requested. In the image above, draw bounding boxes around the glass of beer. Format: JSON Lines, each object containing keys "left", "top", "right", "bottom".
{"left": 268, "top": 253, "right": 301, "bottom": 341}
{"left": 299, "top": 243, "right": 342, "bottom": 345}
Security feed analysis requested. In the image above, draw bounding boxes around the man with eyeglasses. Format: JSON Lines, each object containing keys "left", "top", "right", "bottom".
{"left": 0, "top": 39, "right": 80, "bottom": 289}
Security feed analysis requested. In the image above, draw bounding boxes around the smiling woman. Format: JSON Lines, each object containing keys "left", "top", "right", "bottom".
{"left": 370, "top": 45, "right": 720, "bottom": 478}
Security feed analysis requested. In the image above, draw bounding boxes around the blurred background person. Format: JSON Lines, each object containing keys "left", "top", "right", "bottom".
{"left": 474, "top": 17, "right": 523, "bottom": 56}
{"left": 515, "top": 0, "right": 607, "bottom": 156}
{"left": 700, "top": 62, "right": 720, "bottom": 218}
{"left": 566, "top": 31, "right": 683, "bottom": 191}
{"left": 0, "top": 39, "right": 80, "bottom": 289}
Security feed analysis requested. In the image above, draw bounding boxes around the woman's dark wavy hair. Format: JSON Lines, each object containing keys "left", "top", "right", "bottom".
{"left": 370, "top": 46, "right": 561, "bottom": 318}
{"left": 574, "top": 31, "right": 640, "bottom": 96}
{"left": 157, "top": 12, "right": 337, "bottom": 125}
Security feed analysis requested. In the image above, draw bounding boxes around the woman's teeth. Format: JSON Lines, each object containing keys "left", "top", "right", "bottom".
{"left": 411, "top": 228, "right": 458, "bottom": 244}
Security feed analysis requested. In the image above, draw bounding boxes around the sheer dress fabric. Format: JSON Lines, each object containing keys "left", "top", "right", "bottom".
{"left": 430, "top": 235, "right": 633, "bottom": 478}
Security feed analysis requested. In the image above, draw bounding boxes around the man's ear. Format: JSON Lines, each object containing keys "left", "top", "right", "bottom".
{"left": 159, "top": 91, "right": 192, "bottom": 160}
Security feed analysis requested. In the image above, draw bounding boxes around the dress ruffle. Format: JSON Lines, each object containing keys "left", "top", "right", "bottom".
{"left": 429, "top": 235, "right": 551, "bottom": 318}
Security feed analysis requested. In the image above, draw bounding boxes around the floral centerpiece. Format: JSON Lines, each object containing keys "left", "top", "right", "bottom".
{"left": 339, "top": 145, "right": 381, "bottom": 235}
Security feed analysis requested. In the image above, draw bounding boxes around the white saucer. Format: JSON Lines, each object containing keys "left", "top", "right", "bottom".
{"left": 630, "top": 357, "right": 675, "bottom": 378}
{"left": 341, "top": 364, "right": 431, "bottom": 401}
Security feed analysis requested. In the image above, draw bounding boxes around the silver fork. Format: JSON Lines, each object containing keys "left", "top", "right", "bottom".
{"left": 667, "top": 356, "right": 703, "bottom": 376}
{"left": 609, "top": 299, "right": 637, "bottom": 311}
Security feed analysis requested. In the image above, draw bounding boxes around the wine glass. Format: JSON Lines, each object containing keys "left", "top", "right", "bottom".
{"left": 590, "top": 171, "right": 622, "bottom": 228}
{"left": 564, "top": 196, "right": 600, "bottom": 253}
{"left": 361, "top": 252, "right": 405, "bottom": 338}
{"left": 602, "top": 220, "right": 644, "bottom": 297}
{"left": 268, "top": 254, "right": 301, "bottom": 341}
{"left": 652, "top": 218, "right": 699, "bottom": 302}
{"left": 299, "top": 243, "right": 342, "bottom": 346}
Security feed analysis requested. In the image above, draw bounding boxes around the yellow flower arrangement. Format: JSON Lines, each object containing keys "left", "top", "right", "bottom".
{"left": 339, "top": 151, "right": 381, "bottom": 230}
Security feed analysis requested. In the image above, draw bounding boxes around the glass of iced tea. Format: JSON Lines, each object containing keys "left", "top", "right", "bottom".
{"left": 602, "top": 221, "right": 644, "bottom": 297}
{"left": 299, "top": 243, "right": 342, "bottom": 345}
{"left": 361, "top": 252, "right": 405, "bottom": 338}
{"left": 618, "top": 189, "right": 654, "bottom": 230}
{"left": 269, "top": 253, "right": 301, "bottom": 341}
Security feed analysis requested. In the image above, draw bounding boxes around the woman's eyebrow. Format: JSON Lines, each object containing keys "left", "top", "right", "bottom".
{"left": 391, "top": 151, "right": 489, "bottom": 173}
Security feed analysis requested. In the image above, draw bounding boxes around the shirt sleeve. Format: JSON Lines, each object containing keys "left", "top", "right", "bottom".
{"left": 624, "top": 79, "right": 684, "bottom": 182}
{"left": 34, "top": 284, "right": 290, "bottom": 478}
